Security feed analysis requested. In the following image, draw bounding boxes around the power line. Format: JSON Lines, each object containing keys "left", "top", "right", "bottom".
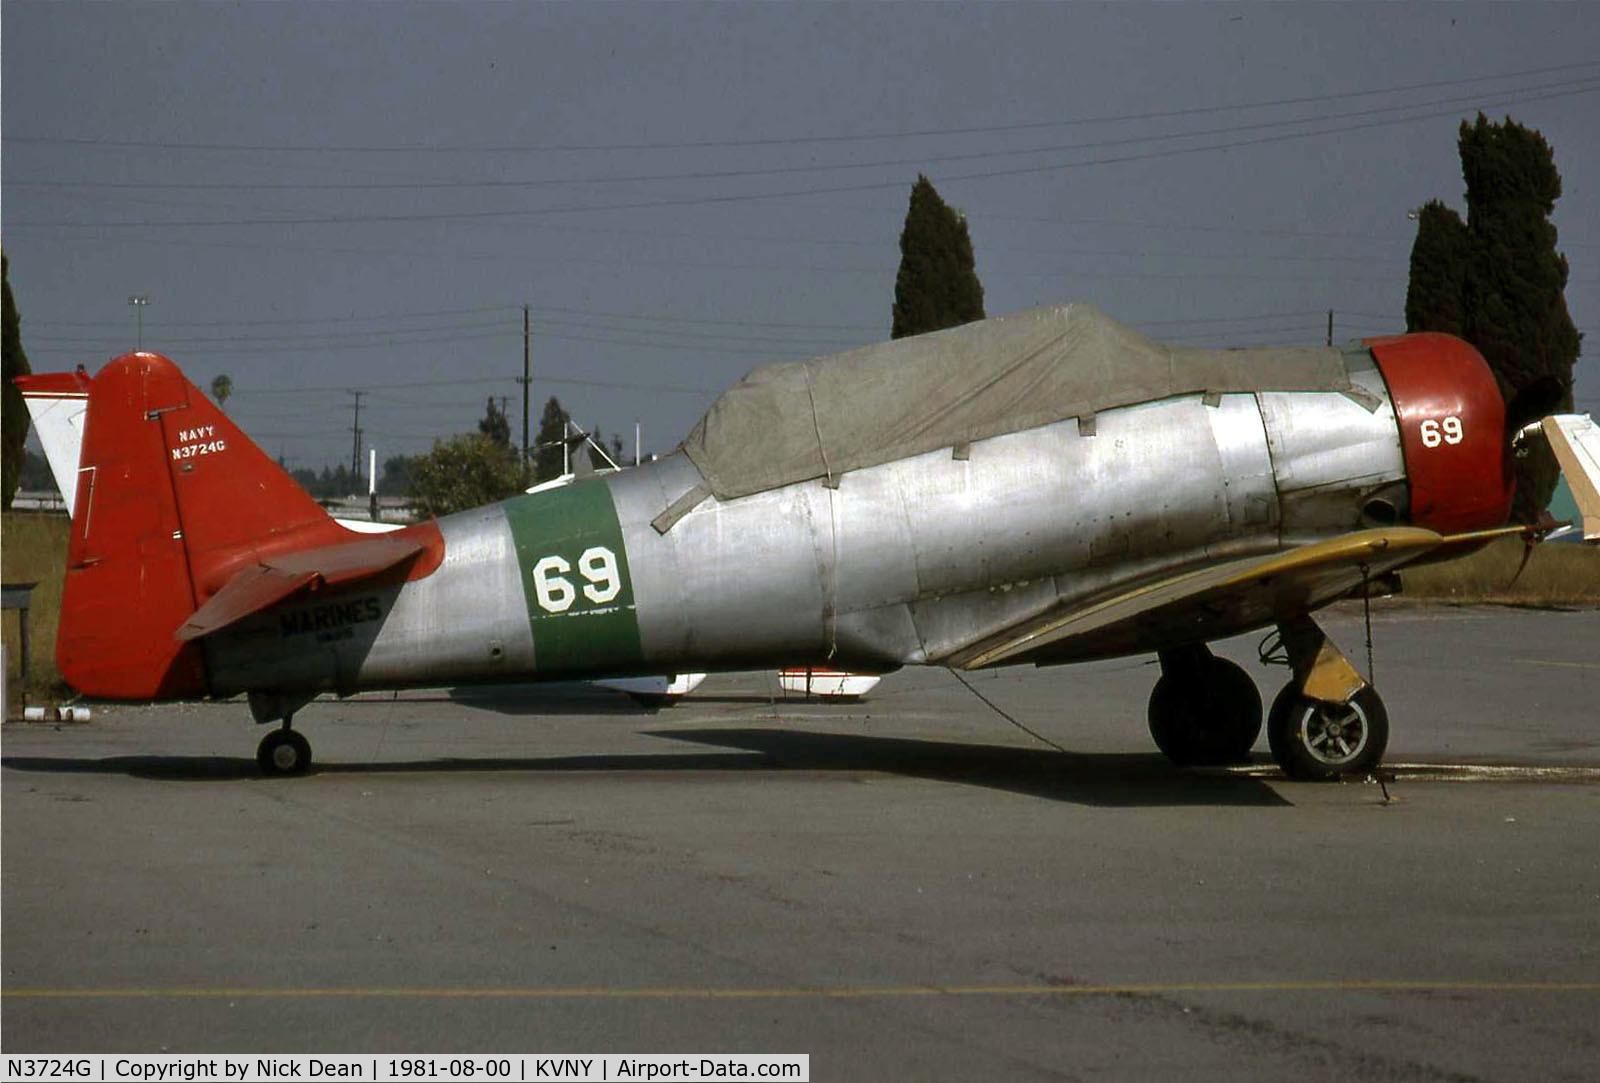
{"left": 26, "top": 310, "right": 874, "bottom": 342}
{"left": 21, "top": 199, "right": 1596, "bottom": 262}
{"left": 7, "top": 58, "right": 1595, "bottom": 154}
{"left": 15, "top": 223, "right": 1458, "bottom": 282}
{"left": 27, "top": 316, "right": 862, "bottom": 355}
{"left": 225, "top": 374, "right": 717, "bottom": 397}
{"left": 27, "top": 328, "right": 521, "bottom": 355}
{"left": 23, "top": 301, "right": 881, "bottom": 334}
{"left": 29, "top": 317, "right": 513, "bottom": 348}
{"left": 21, "top": 304, "right": 519, "bottom": 330}
{"left": 1132, "top": 310, "right": 1331, "bottom": 328}
{"left": 531, "top": 327, "right": 853, "bottom": 357}
{"left": 12, "top": 81, "right": 1598, "bottom": 229}
{"left": 30, "top": 302, "right": 1375, "bottom": 344}
{"left": 17, "top": 74, "right": 1600, "bottom": 196}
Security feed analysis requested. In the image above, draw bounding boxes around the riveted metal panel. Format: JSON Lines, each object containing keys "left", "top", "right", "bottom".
{"left": 832, "top": 604, "right": 926, "bottom": 666}
{"left": 826, "top": 462, "right": 924, "bottom": 612}
{"left": 606, "top": 452, "right": 699, "bottom": 661}
{"left": 360, "top": 507, "right": 535, "bottom": 684}
{"left": 909, "top": 577, "right": 1061, "bottom": 664}
{"left": 1258, "top": 368, "right": 1403, "bottom": 493}
{"left": 206, "top": 505, "right": 535, "bottom": 694}
{"left": 613, "top": 394, "right": 1293, "bottom": 674}
{"left": 1258, "top": 365, "right": 1406, "bottom": 535}
{"left": 889, "top": 398, "right": 1239, "bottom": 602}
{"left": 612, "top": 454, "right": 831, "bottom": 667}
{"left": 1207, "top": 394, "right": 1279, "bottom": 532}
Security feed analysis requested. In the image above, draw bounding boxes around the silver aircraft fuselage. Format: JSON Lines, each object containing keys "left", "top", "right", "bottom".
{"left": 205, "top": 351, "right": 1406, "bottom": 698}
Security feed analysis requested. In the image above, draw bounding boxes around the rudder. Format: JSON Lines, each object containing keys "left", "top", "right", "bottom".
{"left": 58, "top": 352, "right": 347, "bottom": 698}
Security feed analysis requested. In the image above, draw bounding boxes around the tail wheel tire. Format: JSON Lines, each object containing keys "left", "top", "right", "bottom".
{"left": 257, "top": 729, "right": 312, "bottom": 776}
{"left": 1267, "top": 684, "right": 1388, "bottom": 782}
{"left": 1147, "top": 656, "right": 1263, "bottom": 766}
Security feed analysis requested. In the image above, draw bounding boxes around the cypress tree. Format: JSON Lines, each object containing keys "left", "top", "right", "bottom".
{"left": 2, "top": 252, "right": 33, "bottom": 509}
{"left": 1403, "top": 113, "right": 1582, "bottom": 520}
{"left": 891, "top": 175, "right": 985, "bottom": 339}
{"left": 1403, "top": 201, "right": 1469, "bottom": 338}
{"left": 1458, "top": 114, "right": 1580, "bottom": 404}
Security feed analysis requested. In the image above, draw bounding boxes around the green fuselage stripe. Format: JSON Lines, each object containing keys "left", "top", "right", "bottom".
{"left": 503, "top": 480, "right": 643, "bottom": 675}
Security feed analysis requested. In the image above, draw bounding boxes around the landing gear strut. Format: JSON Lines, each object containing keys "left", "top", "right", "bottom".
{"left": 256, "top": 717, "right": 312, "bottom": 776}
{"left": 249, "top": 691, "right": 315, "bottom": 776}
{"left": 1147, "top": 645, "right": 1263, "bottom": 765}
{"left": 1263, "top": 616, "right": 1388, "bottom": 781}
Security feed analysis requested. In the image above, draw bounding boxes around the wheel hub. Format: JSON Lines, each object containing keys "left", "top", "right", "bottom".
{"left": 1304, "top": 702, "right": 1369, "bottom": 766}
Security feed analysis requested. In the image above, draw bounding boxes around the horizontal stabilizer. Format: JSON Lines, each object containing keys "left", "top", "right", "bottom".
{"left": 177, "top": 534, "right": 425, "bottom": 641}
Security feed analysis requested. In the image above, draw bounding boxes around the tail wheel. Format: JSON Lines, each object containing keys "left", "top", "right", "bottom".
{"left": 257, "top": 729, "right": 313, "bottom": 776}
{"left": 1267, "top": 684, "right": 1388, "bottom": 782}
{"left": 1147, "top": 655, "right": 1263, "bottom": 766}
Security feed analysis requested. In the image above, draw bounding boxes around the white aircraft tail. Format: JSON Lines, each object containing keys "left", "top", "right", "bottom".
{"left": 15, "top": 368, "right": 91, "bottom": 516}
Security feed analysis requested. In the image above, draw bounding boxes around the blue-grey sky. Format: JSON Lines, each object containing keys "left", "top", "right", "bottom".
{"left": 4, "top": 2, "right": 1596, "bottom": 474}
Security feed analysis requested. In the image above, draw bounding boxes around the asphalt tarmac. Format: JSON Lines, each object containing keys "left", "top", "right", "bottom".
{"left": 3, "top": 603, "right": 1597, "bottom": 1080}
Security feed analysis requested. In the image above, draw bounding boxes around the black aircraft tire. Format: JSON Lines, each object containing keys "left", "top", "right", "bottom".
{"left": 1147, "top": 656, "right": 1263, "bottom": 766}
{"left": 1267, "top": 683, "right": 1389, "bottom": 782}
{"left": 257, "top": 729, "right": 313, "bottom": 776}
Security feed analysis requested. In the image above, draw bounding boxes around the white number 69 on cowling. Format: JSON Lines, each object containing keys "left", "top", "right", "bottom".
{"left": 1419, "top": 415, "right": 1465, "bottom": 449}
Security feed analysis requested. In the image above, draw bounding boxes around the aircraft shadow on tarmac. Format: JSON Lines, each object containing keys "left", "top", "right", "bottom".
{"left": 442, "top": 683, "right": 658, "bottom": 716}
{"left": 442, "top": 683, "right": 787, "bottom": 715}
{"left": 0, "top": 727, "right": 1289, "bottom": 808}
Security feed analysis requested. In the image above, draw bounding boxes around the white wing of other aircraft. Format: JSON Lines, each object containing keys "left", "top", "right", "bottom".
{"left": 1539, "top": 414, "right": 1600, "bottom": 542}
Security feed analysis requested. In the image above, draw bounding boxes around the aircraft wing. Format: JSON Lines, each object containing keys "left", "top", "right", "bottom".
{"left": 1542, "top": 414, "right": 1600, "bottom": 542}
{"left": 176, "top": 534, "right": 426, "bottom": 641}
{"left": 952, "top": 525, "right": 1525, "bottom": 670}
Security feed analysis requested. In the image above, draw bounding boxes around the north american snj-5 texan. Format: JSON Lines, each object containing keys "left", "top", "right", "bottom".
{"left": 16, "top": 303, "right": 1600, "bottom": 779}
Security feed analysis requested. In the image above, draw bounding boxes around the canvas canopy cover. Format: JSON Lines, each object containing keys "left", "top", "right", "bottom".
{"left": 681, "top": 303, "right": 1355, "bottom": 500}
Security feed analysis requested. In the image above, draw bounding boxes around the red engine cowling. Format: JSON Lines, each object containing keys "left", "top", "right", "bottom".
{"left": 1366, "top": 333, "right": 1513, "bottom": 536}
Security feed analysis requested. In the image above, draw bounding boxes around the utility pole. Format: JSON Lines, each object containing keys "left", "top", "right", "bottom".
{"left": 1326, "top": 309, "right": 1334, "bottom": 347}
{"left": 348, "top": 390, "right": 365, "bottom": 481}
{"left": 520, "top": 303, "right": 531, "bottom": 465}
{"left": 127, "top": 295, "right": 149, "bottom": 349}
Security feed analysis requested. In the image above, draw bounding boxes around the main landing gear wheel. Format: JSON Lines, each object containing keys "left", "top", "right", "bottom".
{"left": 1267, "top": 684, "right": 1388, "bottom": 782}
{"left": 1148, "top": 653, "right": 1263, "bottom": 766}
{"left": 257, "top": 728, "right": 312, "bottom": 776}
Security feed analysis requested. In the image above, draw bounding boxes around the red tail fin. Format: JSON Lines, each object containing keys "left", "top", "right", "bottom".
{"left": 59, "top": 352, "right": 350, "bottom": 698}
